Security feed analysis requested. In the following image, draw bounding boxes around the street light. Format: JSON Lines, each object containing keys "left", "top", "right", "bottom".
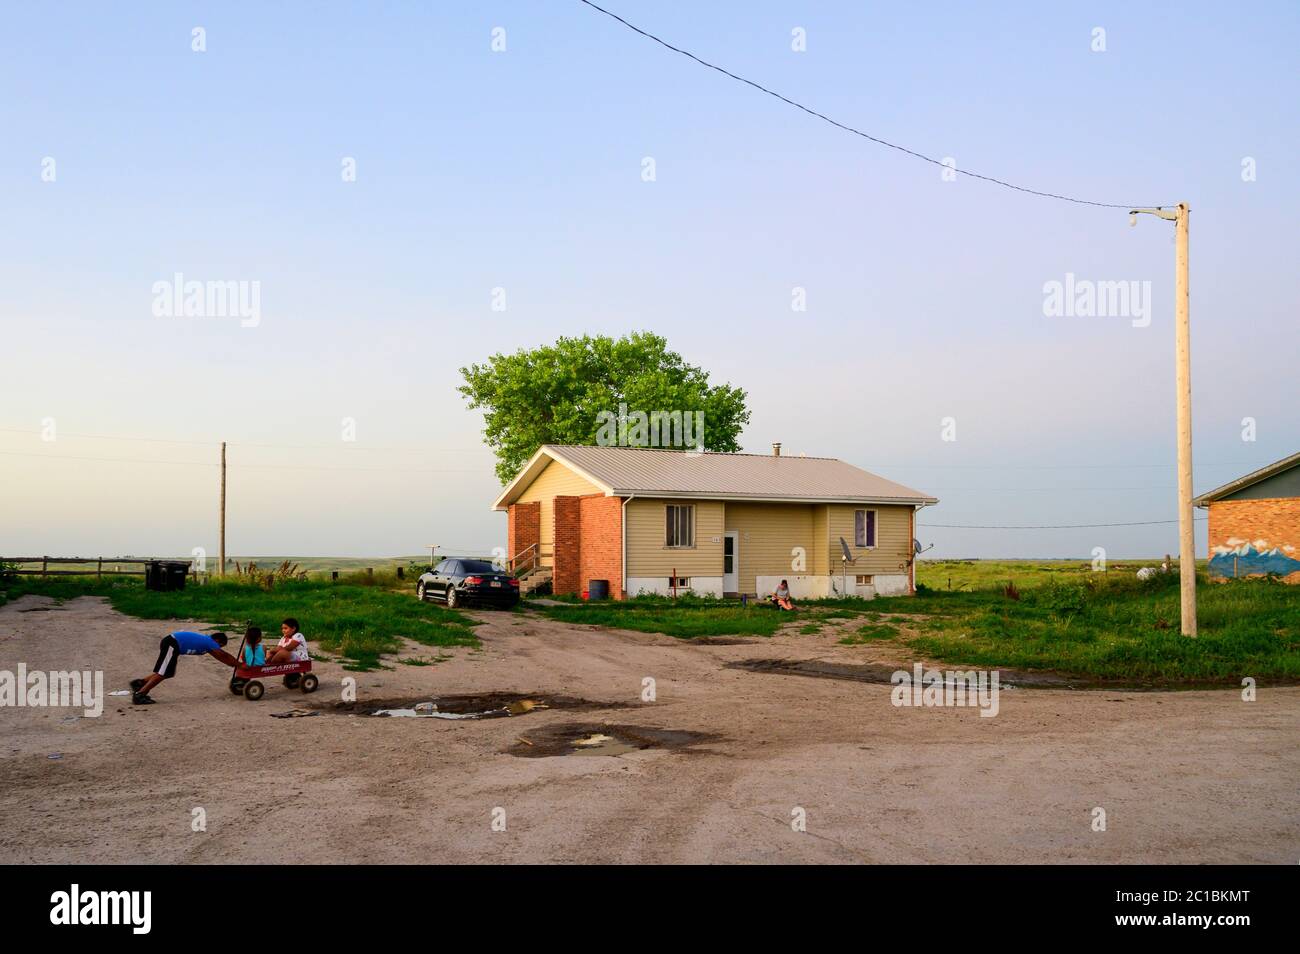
{"left": 1130, "top": 203, "right": 1196, "bottom": 637}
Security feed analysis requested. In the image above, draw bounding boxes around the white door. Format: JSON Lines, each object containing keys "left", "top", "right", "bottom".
{"left": 723, "top": 532, "right": 739, "bottom": 593}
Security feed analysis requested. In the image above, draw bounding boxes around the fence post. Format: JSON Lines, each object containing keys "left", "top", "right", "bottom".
{"left": 397, "top": 566, "right": 404, "bottom": 580}
{"left": 331, "top": 570, "right": 338, "bottom": 582}
{"left": 97, "top": 558, "right": 103, "bottom": 580}
{"left": 42, "top": 556, "right": 48, "bottom": 578}
{"left": 366, "top": 567, "right": 373, "bottom": 580}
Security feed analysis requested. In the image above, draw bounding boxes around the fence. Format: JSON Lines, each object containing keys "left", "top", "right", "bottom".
{"left": 1, "top": 557, "right": 162, "bottom": 578}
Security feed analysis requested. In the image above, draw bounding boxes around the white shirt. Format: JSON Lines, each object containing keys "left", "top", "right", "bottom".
{"left": 278, "top": 631, "right": 309, "bottom": 662}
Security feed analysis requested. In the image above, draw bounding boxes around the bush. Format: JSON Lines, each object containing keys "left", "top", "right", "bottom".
{"left": 1037, "top": 579, "right": 1089, "bottom": 614}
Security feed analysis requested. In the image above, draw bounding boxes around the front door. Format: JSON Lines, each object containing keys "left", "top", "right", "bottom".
{"left": 723, "top": 532, "right": 739, "bottom": 594}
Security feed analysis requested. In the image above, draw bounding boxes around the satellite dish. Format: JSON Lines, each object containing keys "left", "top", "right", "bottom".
{"left": 913, "top": 539, "right": 923, "bottom": 555}
{"left": 838, "top": 537, "right": 854, "bottom": 563}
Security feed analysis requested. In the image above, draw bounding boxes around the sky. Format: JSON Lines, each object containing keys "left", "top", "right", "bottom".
{"left": 1, "top": 1, "right": 1296, "bottom": 560}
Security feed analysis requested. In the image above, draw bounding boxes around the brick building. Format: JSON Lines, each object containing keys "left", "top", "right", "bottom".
{"left": 1193, "top": 451, "right": 1300, "bottom": 583}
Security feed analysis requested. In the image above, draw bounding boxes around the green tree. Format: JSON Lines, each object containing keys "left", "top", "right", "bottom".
{"left": 459, "top": 332, "right": 750, "bottom": 482}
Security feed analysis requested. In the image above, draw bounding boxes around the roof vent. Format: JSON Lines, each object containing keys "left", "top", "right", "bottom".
{"left": 772, "top": 442, "right": 782, "bottom": 457}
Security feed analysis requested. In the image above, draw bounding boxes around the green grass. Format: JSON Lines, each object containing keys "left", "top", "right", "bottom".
{"left": 839, "top": 622, "right": 901, "bottom": 645}
{"left": 529, "top": 572, "right": 1299, "bottom": 683}
{"left": 0, "top": 575, "right": 479, "bottom": 671}
{"left": 532, "top": 592, "right": 871, "bottom": 639}
{"left": 887, "top": 572, "right": 1299, "bottom": 683}
{"left": 917, "top": 558, "right": 1209, "bottom": 592}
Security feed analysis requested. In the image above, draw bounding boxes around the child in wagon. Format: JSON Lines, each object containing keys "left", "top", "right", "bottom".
{"left": 241, "top": 626, "right": 266, "bottom": 667}
{"left": 266, "top": 617, "right": 310, "bottom": 665}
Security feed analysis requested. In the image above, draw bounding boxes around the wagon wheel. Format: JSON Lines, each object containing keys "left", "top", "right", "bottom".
{"left": 229, "top": 678, "right": 246, "bottom": 696}
{"left": 283, "top": 673, "right": 301, "bottom": 689}
{"left": 300, "top": 674, "right": 319, "bottom": 693}
{"left": 243, "top": 680, "right": 265, "bottom": 701}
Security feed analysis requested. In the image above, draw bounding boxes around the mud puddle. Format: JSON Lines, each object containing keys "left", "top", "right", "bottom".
{"left": 726, "top": 658, "right": 1270, "bottom": 692}
{"left": 509, "top": 722, "right": 720, "bottom": 758}
{"left": 316, "top": 692, "right": 625, "bottom": 720}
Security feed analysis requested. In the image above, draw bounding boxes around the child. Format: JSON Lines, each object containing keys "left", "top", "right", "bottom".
{"left": 266, "top": 617, "right": 309, "bottom": 665}
{"left": 241, "top": 626, "right": 266, "bottom": 667}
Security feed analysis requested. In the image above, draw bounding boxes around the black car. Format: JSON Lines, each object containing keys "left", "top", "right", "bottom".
{"left": 417, "top": 558, "right": 519, "bottom": 608}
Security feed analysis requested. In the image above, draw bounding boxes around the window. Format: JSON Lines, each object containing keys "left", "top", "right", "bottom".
{"left": 666, "top": 505, "right": 695, "bottom": 547}
{"left": 856, "top": 574, "right": 874, "bottom": 585}
{"left": 854, "top": 509, "right": 877, "bottom": 548}
{"left": 670, "top": 577, "right": 691, "bottom": 589}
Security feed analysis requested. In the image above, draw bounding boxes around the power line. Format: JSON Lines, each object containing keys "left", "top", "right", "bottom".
{"left": 575, "top": 0, "right": 1160, "bottom": 209}
{"left": 925, "top": 519, "right": 1206, "bottom": 535}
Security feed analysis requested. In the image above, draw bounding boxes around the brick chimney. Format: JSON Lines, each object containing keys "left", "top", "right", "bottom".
{"left": 772, "top": 442, "right": 782, "bottom": 457}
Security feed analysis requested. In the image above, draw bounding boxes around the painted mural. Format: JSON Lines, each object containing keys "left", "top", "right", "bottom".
{"left": 1209, "top": 537, "right": 1300, "bottom": 581}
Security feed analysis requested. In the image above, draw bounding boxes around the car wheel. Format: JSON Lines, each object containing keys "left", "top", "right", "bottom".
{"left": 446, "top": 587, "right": 459, "bottom": 609}
{"left": 417, "top": 581, "right": 426, "bottom": 601}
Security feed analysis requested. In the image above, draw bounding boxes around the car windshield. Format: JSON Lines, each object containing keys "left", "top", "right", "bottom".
{"left": 459, "top": 560, "right": 498, "bottom": 574}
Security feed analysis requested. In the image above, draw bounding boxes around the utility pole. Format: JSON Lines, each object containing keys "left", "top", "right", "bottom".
{"left": 219, "top": 441, "right": 227, "bottom": 577}
{"left": 1130, "top": 203, "right": 1196, "bottom": 636}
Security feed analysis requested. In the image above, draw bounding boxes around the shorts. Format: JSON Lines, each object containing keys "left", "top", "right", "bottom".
{"left": 153, "top": 634, "right": 181, "bottom": 679}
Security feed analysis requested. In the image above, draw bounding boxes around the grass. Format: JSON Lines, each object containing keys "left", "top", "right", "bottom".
{"left": 529, "top": 572, "right": 1300, "bottom": 684}
{"left": 0, "top": 574, "right": 479, "bottom": 671}
{"left": 839, "top": 622, "right": 901, "bottom": 645}
{"left": 889, "top": 572, "right": 1299, "bottom": 684}
{"left": 917, "top": 558, "right": 1209, "bottom": 592}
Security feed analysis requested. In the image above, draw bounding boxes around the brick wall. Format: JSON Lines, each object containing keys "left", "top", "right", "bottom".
{"left": 553, "top": 496, "right": 582, "bottom": 594}
{"left": 579, "top": 493, "right": 624, "bottom": 599}
{"left": 1208, "top": 497, "right": 1300, "bottom": 583}
{"left": 507, "top": 501, "right": 540, "bottom": 566}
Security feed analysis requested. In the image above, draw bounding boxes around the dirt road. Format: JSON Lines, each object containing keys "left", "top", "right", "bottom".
{"left": 1, "top": 595, "right": 1295, "bottom": 863}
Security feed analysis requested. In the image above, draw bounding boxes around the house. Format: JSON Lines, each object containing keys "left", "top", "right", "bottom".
{"left": 1193, "top": 451, "right": 1300, "bottom": 583}
{"left": 493, "top": 443, "right": 938, "bottom": 599}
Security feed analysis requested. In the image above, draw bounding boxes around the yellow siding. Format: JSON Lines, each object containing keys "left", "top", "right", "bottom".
{"left": 811, "top": 505, "right": 830, "bottom": 575}
{"left": 625, "top": 498, "right": 724, "bottom": 578}
{"left": 724, "top": 503, "right": 816, "bottom": 595}
{"left": 826, "top": 504, "right": 914, "bottom": 576}
{"left": 515, "top": 460, "right": 603, "bottom": 566}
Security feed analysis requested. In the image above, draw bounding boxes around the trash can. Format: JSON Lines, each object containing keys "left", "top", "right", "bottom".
{"left": 588, "top": 579, "right": 610, "bottom": 601}
{"left": 145, "top": 561, "right": 189, "bottom": 592}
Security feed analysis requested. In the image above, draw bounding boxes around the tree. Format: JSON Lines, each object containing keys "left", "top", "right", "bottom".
{"left": 459, "top": 332, "right": 750, "bottom": 482}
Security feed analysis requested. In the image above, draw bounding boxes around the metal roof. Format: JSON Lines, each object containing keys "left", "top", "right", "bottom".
{"left": 1192, "top": 450, "right": 1300, "bottom": 506}
{"left": 493, "top": 444, "right": 938, "bottom": 510}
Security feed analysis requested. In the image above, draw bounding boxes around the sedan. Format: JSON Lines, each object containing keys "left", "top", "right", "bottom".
{"left": 417, "top": 558, "right": 520, "bottom": 608}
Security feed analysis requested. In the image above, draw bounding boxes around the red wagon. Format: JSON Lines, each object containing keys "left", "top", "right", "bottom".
{"left": 229, "top": 635, "right": 319, "bottom": 701}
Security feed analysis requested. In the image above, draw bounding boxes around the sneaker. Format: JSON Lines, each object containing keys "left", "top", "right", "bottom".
{"left": 129, "top": 679, "right": 145, "bottom": 692}
{"left": 132, "top": 693, "right": 156, "bottom": 705}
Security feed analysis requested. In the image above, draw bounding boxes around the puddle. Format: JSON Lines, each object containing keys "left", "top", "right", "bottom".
{"left": 508, "top": 722, "right": 719, "bottom": 758}
{"left": 725, "top": 658, "right": 1277, "bottom": 692}
{"left": 317, "top": 692, "right": 625, "bottom": 720}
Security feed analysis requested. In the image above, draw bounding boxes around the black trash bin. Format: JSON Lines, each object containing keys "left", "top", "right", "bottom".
{"left": 588, "top": 579, "right": 610, "bottom": 601}
{"left": 145, "top": 561, "right": 189, "bottom": 592}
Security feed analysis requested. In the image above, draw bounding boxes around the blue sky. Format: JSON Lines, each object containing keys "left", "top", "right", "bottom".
{"left": 1, "top": 1, "right": 1296, "bottom": 559}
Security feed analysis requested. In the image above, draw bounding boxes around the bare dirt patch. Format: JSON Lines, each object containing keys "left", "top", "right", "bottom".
{"left": 1, "top": 594, "right": 1297, "bottom": 864}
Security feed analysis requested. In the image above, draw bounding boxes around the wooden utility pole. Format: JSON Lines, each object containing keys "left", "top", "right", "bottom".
{"left": 1130, "top": 203, "right": 1197, "bottom": 636}
{"left": 1173, "top": 203, "right": 1196, "bottom": 636}
{"left": 219, "top": 441, "right": 227, "bottom": 577}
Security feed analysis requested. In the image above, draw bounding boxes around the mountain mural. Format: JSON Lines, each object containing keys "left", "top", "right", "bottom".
{"left": 1209, "top": 538, "right": 1300, "bottom": 579}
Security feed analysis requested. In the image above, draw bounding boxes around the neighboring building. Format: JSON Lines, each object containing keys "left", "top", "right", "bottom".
{"left": 1193, "top": 451, "right": 1300, "bottom": 583}
{"left": 493, "top": 444, "right": 938, "bottom": 599}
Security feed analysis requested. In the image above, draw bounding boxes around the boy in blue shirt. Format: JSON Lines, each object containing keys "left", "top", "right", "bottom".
{"left": 130, "top": 630, "right": 238, "bottom": 704}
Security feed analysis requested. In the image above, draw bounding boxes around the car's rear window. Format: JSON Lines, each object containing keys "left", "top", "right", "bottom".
{"left": 459, "top": 560, "right": 498, "bottom": 574}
